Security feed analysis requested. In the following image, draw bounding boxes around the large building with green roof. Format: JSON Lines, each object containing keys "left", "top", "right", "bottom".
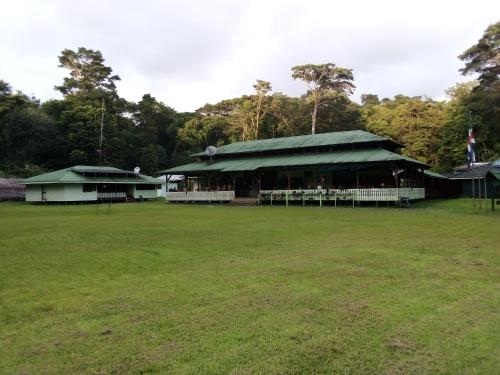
{"left": 19, "top": 166, "right": 161, "bottom": 202}
{"left": 161, "top": 130, "right": 431, "bottom": 205}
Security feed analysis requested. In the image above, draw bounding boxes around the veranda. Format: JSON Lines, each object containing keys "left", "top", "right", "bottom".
{"left": 166, "top": 165, "right": 426, "bottom": 205}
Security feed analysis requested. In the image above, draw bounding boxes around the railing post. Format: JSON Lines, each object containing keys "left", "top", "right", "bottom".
{"left": 270, "top": 192, "right": 273, "bottom": 206}
{"left": 285, "top": 193, "right": 289, "bottom": 207}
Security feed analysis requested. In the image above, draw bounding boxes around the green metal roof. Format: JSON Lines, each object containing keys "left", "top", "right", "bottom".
{"left": 487, "top": 170, "right": 500, "bottom": 180}
{"left": 71, "top": 165, "right": 135, "bottom": 174}
{"left": 18, "top": 166, "right": 161, "bottom": 185}
{"left": 164, "top": 148, "right": 427, "bottom": 174}
{"left": 424, "top": 170, "right": 449, "bottom": 179}
{"left": 192, "top": 130, "right": 402, "bottom": 156}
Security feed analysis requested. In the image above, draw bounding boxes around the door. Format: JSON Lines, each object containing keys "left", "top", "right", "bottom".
{"left": 235, "top": 176, "right": 251, "bottom": 197}
{"left": 41, "top": 185, "right": 47, "bottom": 201}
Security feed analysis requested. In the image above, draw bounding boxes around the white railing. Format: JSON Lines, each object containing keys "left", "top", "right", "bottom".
{"left": 166, "top": 191, "right": 235, "bottom": 202}
{"left": 259, "top": 188, "right": 425, "bottom": 202}
{"left": 397, "top": 188, "right": 425, "bottom": 200}
{"left": 97, "top": 192, "right": 127, "bottom": 200}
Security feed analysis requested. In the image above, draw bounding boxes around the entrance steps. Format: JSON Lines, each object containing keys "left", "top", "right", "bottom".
{"left": 229, "top": 197, "right": 258, "bottom": 206}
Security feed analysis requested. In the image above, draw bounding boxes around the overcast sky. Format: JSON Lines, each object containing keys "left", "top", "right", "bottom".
{"left": 1, "top": 0, "right": 499, "bottom": 111}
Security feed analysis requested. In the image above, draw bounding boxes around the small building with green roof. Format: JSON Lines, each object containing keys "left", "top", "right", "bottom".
{"left": 19, "top": 166, "right": 161, "bottom": 202}
{"left": 161, "top": 130, "right": 432, "bottom": 205}
{"left": 486, "top": 169, "right": 500, "bottom": 210}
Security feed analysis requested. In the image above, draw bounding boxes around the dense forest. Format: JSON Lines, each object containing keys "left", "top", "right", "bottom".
{"left": 1, "top": 22, "right": 498, "bottom": 177}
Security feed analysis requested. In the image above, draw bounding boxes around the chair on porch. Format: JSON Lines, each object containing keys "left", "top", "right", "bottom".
{"left": 399, "top": 196, "right": 411, "bottom": 208}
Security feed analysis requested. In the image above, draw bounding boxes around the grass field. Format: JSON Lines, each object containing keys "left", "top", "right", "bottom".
{"left": 1, "top": 200, "right": 499, "bottom": 374}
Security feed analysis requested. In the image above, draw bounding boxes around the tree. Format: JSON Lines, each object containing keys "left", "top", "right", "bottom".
{"left": 250, "top": 80, "right": 272, "bottom": 140}
{"left": 52, "top": 48, "right": 134, "bottom": 167}
{"left": 177, "top": 101, "right": 235, "bottom": 154}
{"left": 266, "top": 93, "right": 310, "bottom": 137}
{"left": 437, "top": 82, "right": 482, "bottom": 170}
{"left": 361, "top": 95, "right": 446, "bottom": 165}
{"left": 361, "top": 94, "right": 380, "bottom": 106}
{"left": 55, "top": 47, "right": 121, "bottom": 98}
{"left": 459, "top": 21, "right": 499, "bottom": 88}
{"left": 291, "top": 63, "right": 355, "bottom": 134}
{"left": 315, "top": 93, "right": 364, "bottom": 133}
{"left": 0, "top": 80, "right": 58, "bottom": 176}
{"left": 456, "top": 23, "right": 500, "bottom": 163}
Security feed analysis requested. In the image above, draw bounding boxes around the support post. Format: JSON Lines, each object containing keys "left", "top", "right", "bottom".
{"left": 479, "top": 178, "right": 482, "bottom": 209}
{"left": 285, "top": 193, "right": 288, "bottom": 207}
{"left": 472, "top": 178, "right": 475, "bottom": 207}
{"left": 492, "top": 186, "right": 495, "bottom": 211}
{"left": 319, "top": 193, "right": 322, "bottom": 207}
{"left": 270, "top": 192, "right": 273, "bottom": 206}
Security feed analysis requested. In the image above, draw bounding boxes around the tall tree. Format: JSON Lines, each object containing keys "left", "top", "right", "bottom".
{"left": 250, "top": 80, "right": 272, "bottom": 140}
{"left": 457, "top": 22, "right": 500, "bottom": 162}
{"left": 55, "top": 47, "right": 121, "bottom": 98}
{"left": 291, "top": 63, "right": 355, "bottom": 134}
{"left": 53, "top": 47, "right": 129, "bottom": 166}
{"left": 459, "top": 21, "right": 499, "bottom": 88}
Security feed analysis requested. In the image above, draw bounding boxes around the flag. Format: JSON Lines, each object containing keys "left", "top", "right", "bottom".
{"left": 467, "top": 128, "right": 476, "bottom": 167}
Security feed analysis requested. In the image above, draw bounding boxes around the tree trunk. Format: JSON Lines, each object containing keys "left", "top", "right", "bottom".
{"left": 311, "top": 102, "right": 318, "bottom": 135}
{"left": 255, "top": 95, "right": 262, "bottom": 140}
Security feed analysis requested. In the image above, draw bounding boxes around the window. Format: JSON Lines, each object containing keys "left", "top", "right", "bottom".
{"left": 135, "top": 184, "right": 156, "bottom": 190}
{"left": 83, "top": 184, "right": 96, "bottom": 192}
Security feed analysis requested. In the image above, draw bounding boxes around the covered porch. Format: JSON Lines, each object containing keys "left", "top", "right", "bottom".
{"left": 166, "top": 164, "right": 427, "bottom": 205}
{"left": 163, "top": 147, "right": 428, "bottom": 205}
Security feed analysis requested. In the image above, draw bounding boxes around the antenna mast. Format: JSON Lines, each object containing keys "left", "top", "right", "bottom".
{"left": 97, "top": 98, "right": 105, "bottom": 164}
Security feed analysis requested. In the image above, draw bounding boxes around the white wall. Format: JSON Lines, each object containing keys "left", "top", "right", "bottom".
{"left": 26, "top": 185, "right": 42, "bottom": 202}
{"left": 133, "top": 185, "right": 158, "bottom": 200}
{"left": 25, "top": 184, "right": 97, "bottom": 202}
{"left": 64, "top": 184, "right": 97, "bottom": 201}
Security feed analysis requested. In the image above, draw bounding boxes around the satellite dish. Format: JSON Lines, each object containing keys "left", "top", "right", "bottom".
{"left": 134, "top": 166, "right": 140, "bottom": 175}
{"left": 205, "top": 145, "right": 217, "bottom": 162}
{"left": 205, "top": 145, "right": 217, "bottom": 156}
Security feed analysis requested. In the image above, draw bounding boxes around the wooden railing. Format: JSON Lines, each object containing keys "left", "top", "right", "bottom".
{"left": 165, "top": 188, "right": 425, "bottom": 204}
{"left": 166, "top": 191, "right": 235, "bottom": 202}
{"left": 97, "top": 192, "right": 127, "bottom": 200}
{"left": 258, "top": 188, "right": 425, "bottom": 203}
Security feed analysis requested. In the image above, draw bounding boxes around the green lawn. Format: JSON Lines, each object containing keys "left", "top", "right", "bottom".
{"left": 1, "top": 200, "right": 499, "bottom": 374}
